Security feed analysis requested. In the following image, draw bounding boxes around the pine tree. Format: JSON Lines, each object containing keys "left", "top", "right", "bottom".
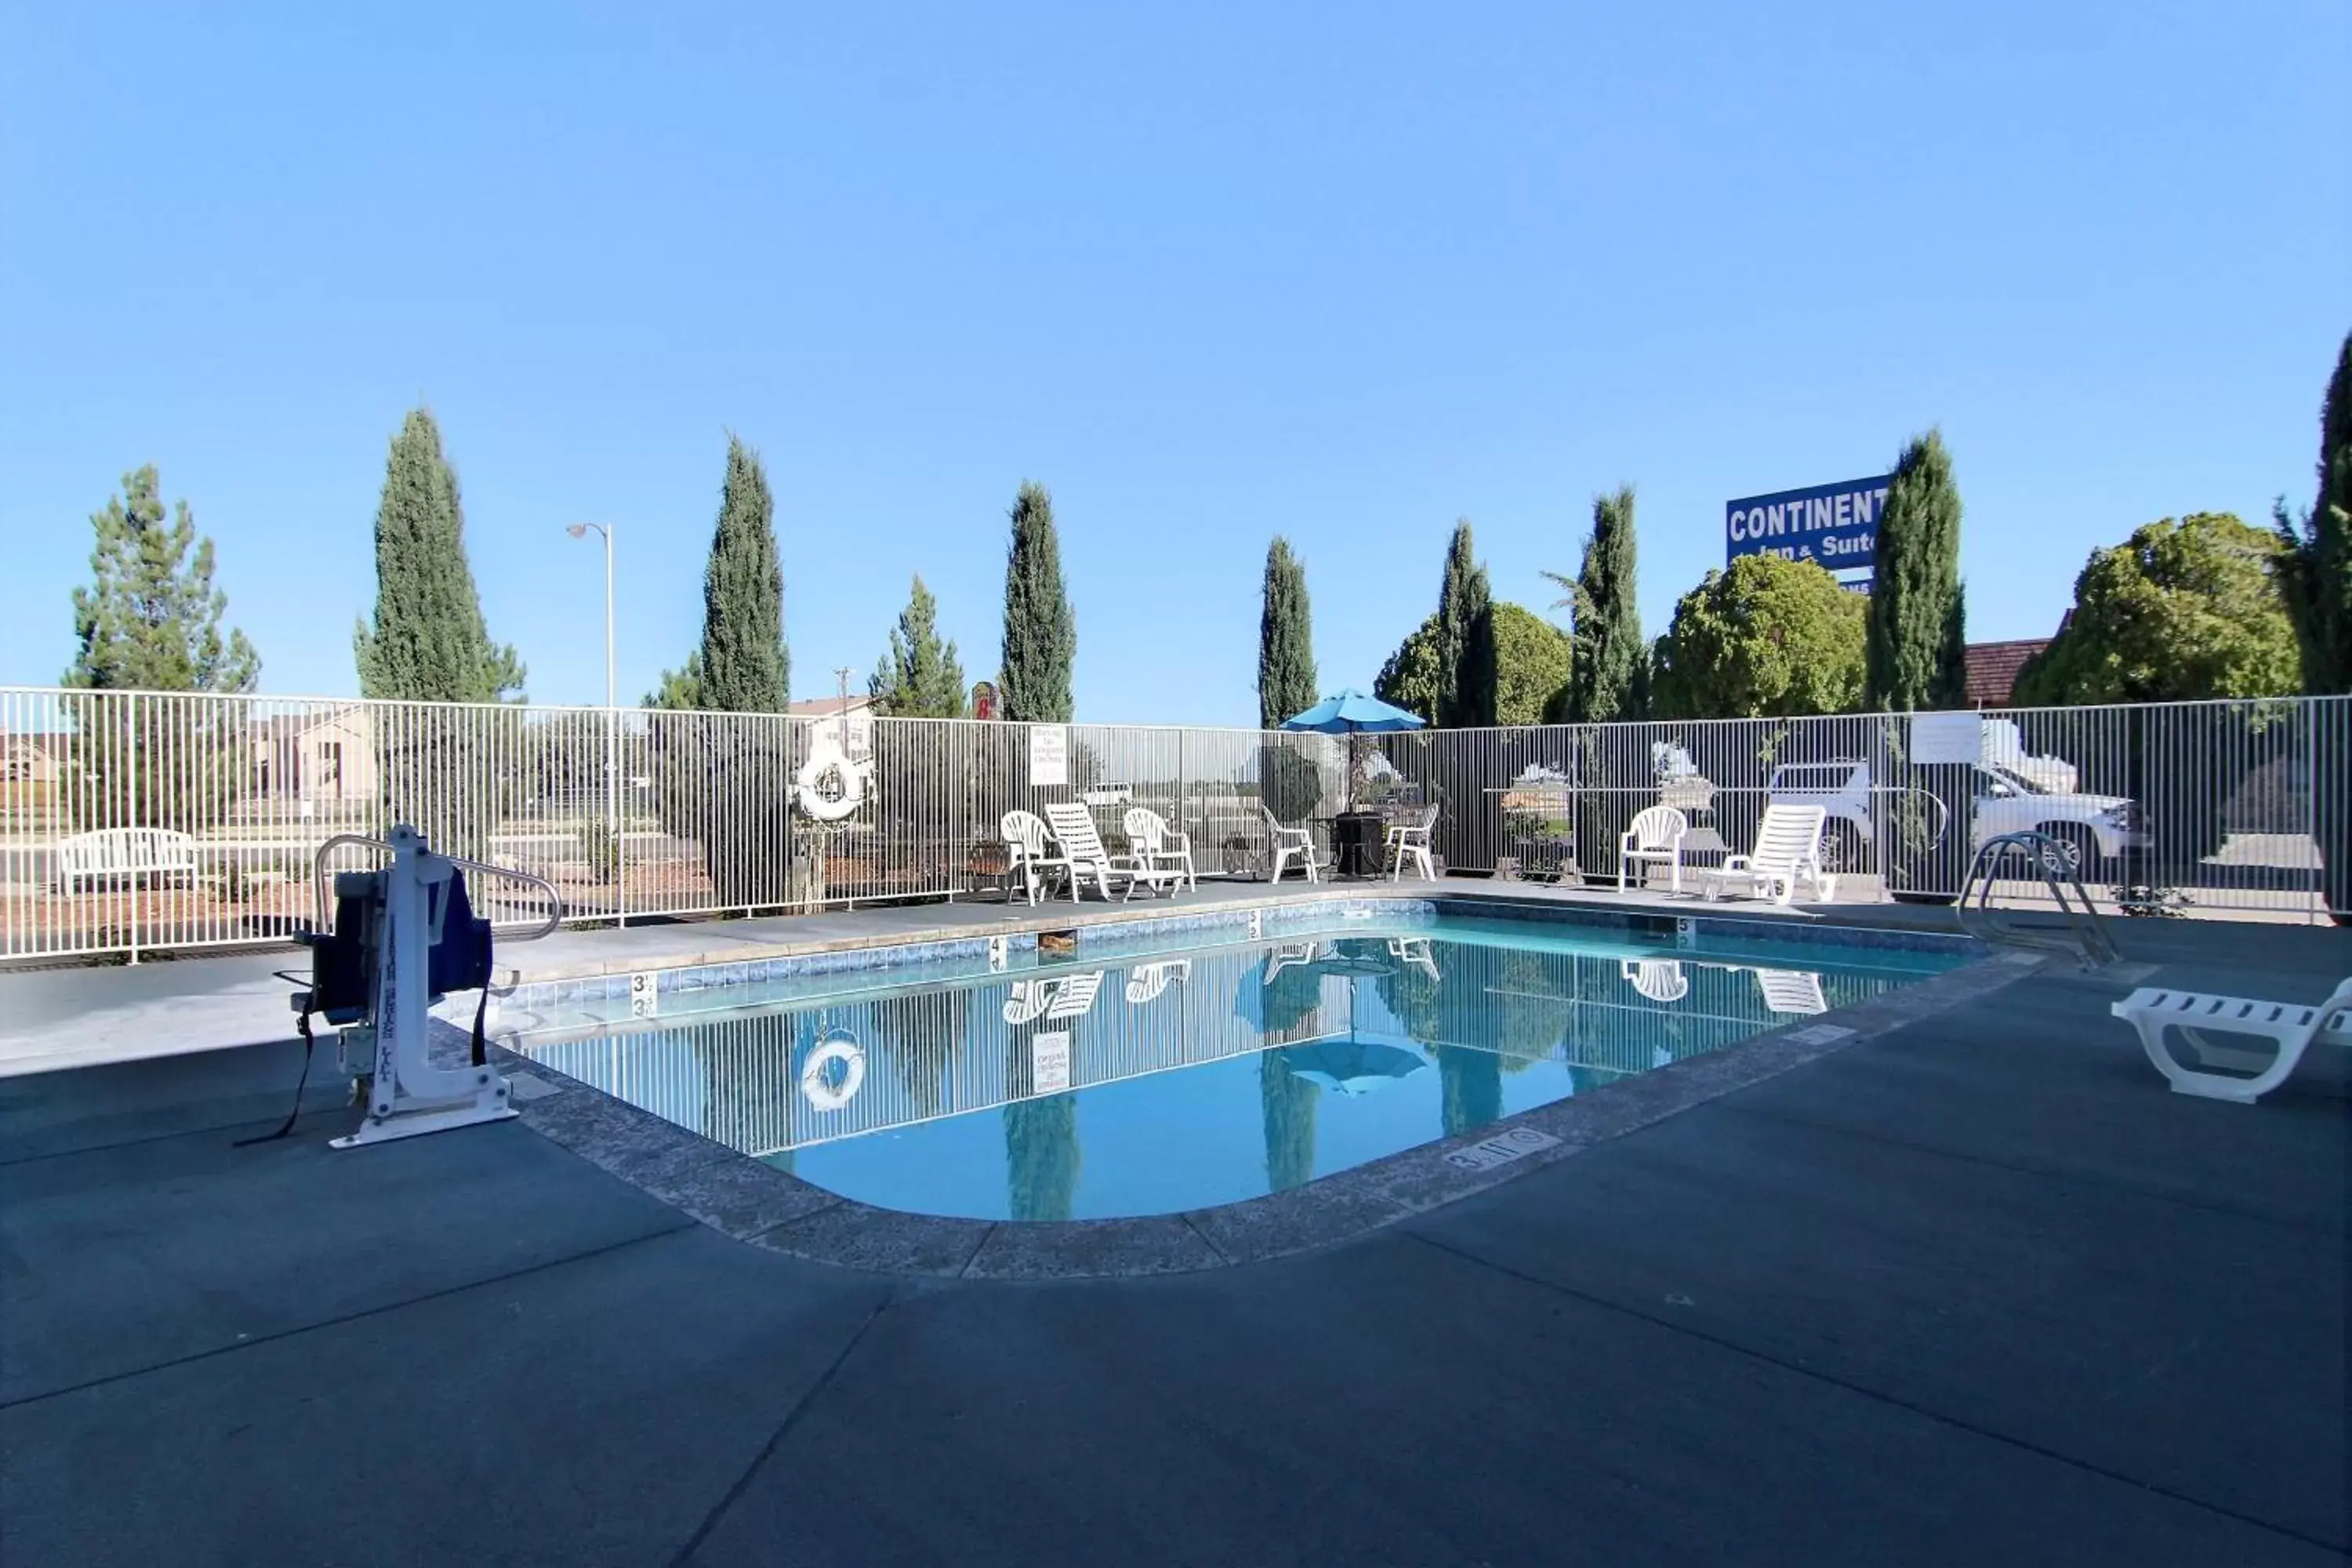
{"left": 869, "top": 575, "right": 967, "bottom": 717}
{"left": 1256, "top": 536, "right": 1319, "bottom": 728}
{"left": 67, "top": 465, "right": 260, "bottom": 693}
{"left": 1544, "top": 486, "right": 1645, "bottom": 723}
{"left": 1865, "top": 429, "right": 1967, "bottom": 711}
{"left": 1432, "top": 521, "right": 1496, "bottom": 728}
{"left": 699, "top": 436, "right": 789, "bottom": 712}
{"left": 998, "top": 481, "right": 1076, "bottom": 723}
{"left": 2274, "top": 328, "right": 2352, "bottom": 695}
{"left": 353, "top": 408, "right": 524, "bottom": 702}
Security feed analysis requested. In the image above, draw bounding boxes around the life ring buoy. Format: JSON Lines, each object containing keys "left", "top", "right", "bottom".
{"left": 795, "top": 741, "right": 866, "bottom": 822}
{"left": 802, "top": 1033, "right": 866, "bottom": 1112}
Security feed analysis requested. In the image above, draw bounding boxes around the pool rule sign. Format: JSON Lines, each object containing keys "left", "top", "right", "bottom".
{"left": 1726, "top": 474, "right": 1890, "bottom": 591}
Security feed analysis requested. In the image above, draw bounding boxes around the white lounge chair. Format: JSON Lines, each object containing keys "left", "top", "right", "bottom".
{"left": 1044, "top": 803, "right": 1160, "bottom": 902}
{"left": 1385, "top": 804, "right": 1439, "bottom": 882}
{"left": 2111, "top": 976, "right": 2352, "bottom": 1104}
{"left": 1621, "top": 959, "right": 1690, "bottom": 1004}
{"left": 1263, "top": 941, "right": 1323, "bottom": 982}
{"left": 1123, "top": 807, "right": 1197, "bottom": 891}
{"left": 1001, "top": 810, "right": 1070, "bottom": 906}
{"left": 1003, "top": 971, "right": 1106, "bottom": 1025}
{"left": 1750, "top": 968, "right": 1827, "bottom": 1015}
{"left": 1387, "top": 937, "right": 1441, "bottom": 982}
{"left": 1617, "top": 805, "right": 1689, "bottom": 895}
{"left": 1701, "top": 804, "right": 1836, "bottom": 906}
{"left": 1124, "top": 959, "right": 1192, "bottom": 1005}
{"left": 1262, "top": 805, "right": 1326, "bottom": 884}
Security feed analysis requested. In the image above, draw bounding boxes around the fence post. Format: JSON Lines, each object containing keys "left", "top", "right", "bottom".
{"left": 125, "top": 691, "right": 140, "bottom": 965}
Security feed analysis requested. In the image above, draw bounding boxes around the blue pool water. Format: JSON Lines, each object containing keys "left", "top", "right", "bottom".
{"left": 520, "top": 917, "right": 1961, "bottom": 1220}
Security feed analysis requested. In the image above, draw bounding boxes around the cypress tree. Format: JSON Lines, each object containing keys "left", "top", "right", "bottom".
{"left": 354, "top": 408, "right": 524, "bottom": 702}
{"left": 998, "top": 480, "right": 1076, "bottom": 723}
{"left": 1256, "top": 536, "right": 1319, "bottom": 728}
{"left": 1865, "top": 429, "right": 1967, "bottom": 711}
{"left": 1432, "top": 521, "right": 1497, "bottom": 727}
{"left": 1261, "top": 1051, "right": 1319, "bottom": 1193}
{"left": 1549, "top": 485, "right": 1646, "bottom": 723}
{"left": 2274, "top": 328, "right": 2352, "bottom": 695}
{"left": 699, "top": 436, "right": 789, "bottom": 712}
{"left": 67, "top": 466, "right": 260, "bottom": 694}
{"left": 869, "top": 575, "right": 966, "bottom": 717}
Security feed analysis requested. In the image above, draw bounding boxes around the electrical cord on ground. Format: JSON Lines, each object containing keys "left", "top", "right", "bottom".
{"left": 238, "top": 993, "right": 318, "bottom": 1147}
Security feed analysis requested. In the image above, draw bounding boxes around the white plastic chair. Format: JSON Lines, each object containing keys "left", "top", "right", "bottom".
{"left": 1123, "top": 807, "right": 1196, "bottom": 891}
{"left": 1044, "top": 803, "right": 1156, "bottom": 901}
{"left": 1701, "top": 804, "right": 1836, "bottom": 906}
{"left": 1003, "top": 971, "right": 1105, "bottom": 1025}
{"left": 1621, "top": 959, "right": 1689, "bottom": 1004}
{"left": 1001, "top": 810, "right": 1069, "bottom": 906}
{"left": 1124, "top": 958, "right": 1192, "bottom": 1005}
{"left": 1617, "top": 805, "right": 1689, "bottom": 895}
{"left": 1384, "top": 804, "right": 1439, "bottom": 882}
{"left": 2111, "top": 976, "right": 2352, "bottom": 1104}
{"left": 1751, "top": 968, "right": 1827, "bottom": 1015}
{"left": 1387, "top": 937, "right": 1441, "bottom": 982}
{"left": 1262, "top": 805, "right": 1325, "bottom": 884}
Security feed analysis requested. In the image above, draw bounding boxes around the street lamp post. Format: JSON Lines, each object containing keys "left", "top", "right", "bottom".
{"left": 566, "top": 523, "right": 619, "bottom": 921}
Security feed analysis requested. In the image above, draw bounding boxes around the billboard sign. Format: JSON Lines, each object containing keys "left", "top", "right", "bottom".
{"left": 1726, "top": 475, "right": 1891, "bottom": 575}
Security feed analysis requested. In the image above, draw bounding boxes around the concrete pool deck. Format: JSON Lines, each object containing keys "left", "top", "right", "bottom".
{"left": 2, "top": 902, "right": 2347, "bottom": 1563}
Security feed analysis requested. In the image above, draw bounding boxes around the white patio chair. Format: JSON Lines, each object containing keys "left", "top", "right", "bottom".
{"left": 1003, "top": 971, "right": 1106, "bottom": 1025}
{"left": 1617, "top": 805, "right": 1690, "bottom": 895}
{"left": 1123, "top": 807, "right": 1197, "bottom": 891}
{"left": 1750, "top": 968, "right": 1827, "bottom": 1015}
{"left": 1001, "top": 810, "right": 1070, "bottom": 906}
{"left": 1124, "top": 958, "right": 1192, "bottom": 1005}
{"left": 1263, "top": 941, "right": 1323, "bottom": 982}
{"left": 1262, "top": 805, "right": 1325, "bottom": 884}
{"left": 2111, "top": 975, "right": 2352, "bottom": 1104}
{"left": 1700, "top": 804, "right": 1836, "bottom": 906}
{"left": 1044, "top": 803, "right": 1156, "bottom": 902}
{"left": 1621, "top": 959, "right": 1689, "bottom": 1004}
{"left": 1384, "top": 804, "right": 1439, "bottom": 882}
{"left": 1387, "top": 937, "right": 1441, "bottom": 982}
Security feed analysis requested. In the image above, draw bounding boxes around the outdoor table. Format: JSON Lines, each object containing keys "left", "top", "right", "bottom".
{"left": 1331, "top": 811, "right": 1387, "bottom": 879}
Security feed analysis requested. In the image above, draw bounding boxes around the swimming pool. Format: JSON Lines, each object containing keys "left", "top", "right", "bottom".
{"left": 514, "top": 909, "right": 1965, "bottom": 1221}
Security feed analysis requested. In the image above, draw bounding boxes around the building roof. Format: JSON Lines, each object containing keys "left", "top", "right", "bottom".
{"left": 1962, "top": 640, "right": 2049, "bottom": 708}
{"left": 786, "top": 695, "right": 876, "bottom": 718}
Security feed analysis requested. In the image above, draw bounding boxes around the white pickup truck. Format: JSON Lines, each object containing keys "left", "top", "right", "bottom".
{"left": 1765, "top": 757, "right": 2149, "bottom": 873}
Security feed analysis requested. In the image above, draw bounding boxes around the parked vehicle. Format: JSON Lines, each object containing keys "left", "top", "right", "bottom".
{"left": 1764, "top": 757, "right": 2150, "bottom": 873}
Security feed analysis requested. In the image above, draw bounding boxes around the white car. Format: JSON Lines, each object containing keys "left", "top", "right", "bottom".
{"left": 1764, "top": 758, "right": 2150, "bottom": 873}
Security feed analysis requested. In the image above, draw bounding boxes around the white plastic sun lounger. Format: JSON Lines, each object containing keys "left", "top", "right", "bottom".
{"left": 1044, "top": 803, "right": 1164, "bottom": 902}
{"left": 1002, "top": 971, "right": 1106, "bottom": 1026}
{"left": 2111, "top": 976, "right": 2352, "bottom": 1104}
{"left": 1701, "top": 804, "right": 1835, "bottom": 906}
{"left": 1124, "top": 959, "right": 1192, "bottom": 1005}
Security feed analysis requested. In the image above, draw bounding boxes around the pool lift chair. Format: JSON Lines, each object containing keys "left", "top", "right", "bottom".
{"left": 293, "top": 825, "right": 562, "bottom": 1149}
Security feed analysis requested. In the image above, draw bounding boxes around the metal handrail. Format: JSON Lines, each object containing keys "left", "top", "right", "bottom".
{"left": 312, "top": 832, "right": 566, "bottom": 943}
{"left": 1958, "top": 829, "right": 2118, "bottom": 967}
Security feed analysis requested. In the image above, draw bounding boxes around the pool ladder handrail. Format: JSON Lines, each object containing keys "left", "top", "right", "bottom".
{"left": 1958, "top": 829, "right": 2118, "bottom": 968}
{"left": 313, "top": 830, "right": 565, "bottom": 943}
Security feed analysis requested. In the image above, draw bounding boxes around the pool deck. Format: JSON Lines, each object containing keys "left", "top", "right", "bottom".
{"left": 2, "top": 896, "right": 2347, "bottom": 1564}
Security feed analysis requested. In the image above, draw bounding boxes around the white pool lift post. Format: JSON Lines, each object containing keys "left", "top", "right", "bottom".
{"left": 300, "top": 826, "right": 563, "bottom": 1149}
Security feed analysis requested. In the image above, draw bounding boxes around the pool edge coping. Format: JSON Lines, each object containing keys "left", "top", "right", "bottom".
{"left": 498, "top": 937, "right": 2045, "bottom": 1282}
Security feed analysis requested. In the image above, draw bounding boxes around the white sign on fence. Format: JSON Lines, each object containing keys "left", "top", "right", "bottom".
{"left": 1028, "top": 724, "right": 1069, "bottom": 787}
{"left": 1032, "top": 1030, "right": 1071, "bottom": 1093}
{"left": 1911, "top": 710, "right": 1984, "bottom": 766}
{"left": 629, "top": 971, "right": 659, "bottom": 1019}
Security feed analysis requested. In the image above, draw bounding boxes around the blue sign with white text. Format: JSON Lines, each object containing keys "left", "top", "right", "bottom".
{"left": 1726, "top": 475, "right": 1890, "bottom": 574}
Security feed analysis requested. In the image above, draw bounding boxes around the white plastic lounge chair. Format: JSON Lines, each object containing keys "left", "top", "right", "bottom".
{"left": 1701, "top": 804, "right": 1835, "bottom": 906}
{"left": 1002, "top": 971, "right": 1106, "bottom": 1025}
{"left": 1262, "top": 805, "right": 1326, "bottom": 884}
{"left": 1617, "top": 805, "right": 1690, "bottom": 895}
{"left": 1123, "top": 807, "right": 1197, "bottom": 891}
{"left": 1263, "top": 941, "right": 1323, "bottom": 982}
{"left": 1124, "top": 958, "right": 1192, "bottom": 1005}
{"left": 1621, "top": 959, "right": 1690, "bottom": 1004}
{"left": 2111, "top": 976, "right": 2352, "bottom": 1104}
{"left": 1044, "top": 803, "right": 1157, "bottom": 902}
{"left": 1385, "top": 804, "right": 1439, "bottom": 882}
{"left": 1750, "top": 968, "right": 1827, "bottom": 1015}
{"left": 1001, "top": 810, "right": 1070, "bottom": 906}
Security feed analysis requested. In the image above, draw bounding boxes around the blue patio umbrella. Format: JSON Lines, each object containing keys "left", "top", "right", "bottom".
{"left": 1278, "top": 689, "right": 1426, "bottom": 735}
{"left": 1276, "top": 1038, "right": 1428, "bottom": 1097}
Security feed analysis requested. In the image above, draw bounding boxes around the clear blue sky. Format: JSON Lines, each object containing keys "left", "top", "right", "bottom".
{"left": 4, "top": 2, "right": 2346, "bottom": 724}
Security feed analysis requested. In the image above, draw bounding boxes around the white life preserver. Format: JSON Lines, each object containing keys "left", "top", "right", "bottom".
{"left": 795, "top": 740, "right": 866, "bottom": 822}
{"left": 801, "top": 1033, "right": 866, "bottom": 1112}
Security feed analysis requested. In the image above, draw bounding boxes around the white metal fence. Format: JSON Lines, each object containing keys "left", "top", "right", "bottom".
{"left": 3, "top": 685, "right": 2344, "bottom": 959}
